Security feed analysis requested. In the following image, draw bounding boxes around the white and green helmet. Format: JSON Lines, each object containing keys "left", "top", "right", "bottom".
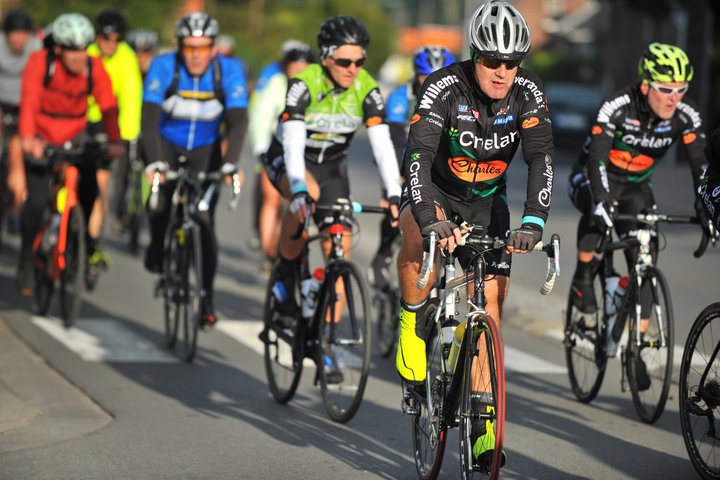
{"left": 52, "top": 13, "right": 95, "bottom": 49}
{"left": 638, "top": 42, "right": 694, "bottom": 83}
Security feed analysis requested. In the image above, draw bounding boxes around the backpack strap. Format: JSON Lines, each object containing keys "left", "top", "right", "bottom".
{"left": 44, "top": 49, "right": 94, "bottom": 96}
{"left": 164, "top": 53, "right": 182, "bottom": 100}
{"left": 212, "top": 58, "right": 225, "bottom": 107}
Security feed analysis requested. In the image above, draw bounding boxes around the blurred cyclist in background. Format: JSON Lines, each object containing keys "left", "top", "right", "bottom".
{"left": 126, "top": 29, "right": 158, "bottom": 80}
{"left": 248, "top": 41, "right": 315, "bottom": 271}
{"left": 1, "top": 9, "right": 41, "bottom": 233}
{"left": 85, "top": 8, "right": 143, "bottom": 286}
{"left": 368, "top": 45, "right": 454, "bottom": 292}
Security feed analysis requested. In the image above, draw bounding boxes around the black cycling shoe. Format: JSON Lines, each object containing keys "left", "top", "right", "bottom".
{"left": 15, "top": 257, "right": 35, "bottom": 295}
{"left": 200, "top": 299, "right": 217, "bottom": 332}
{"left": 144, "top": 245, "right": 163, "bottom": 274}
{"left": 571, "top": 277, "right": 597, "bottom": 314}
{"left": 634, "top": 357, "right": 651, "bottom": 391}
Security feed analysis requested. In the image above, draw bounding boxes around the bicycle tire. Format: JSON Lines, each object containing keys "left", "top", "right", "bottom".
{"left": 458, "top": 314, "right": 505, "bottom": 480}
{"left": 679, "top": 302, "right": 720, "bottom": 480}
{"left": 126, "top": 169, "right": 143, "bottom": 254}
{"left": 374, "top": 288, "right": 399, "bottom": 358}
{"left": 263, "top": 259, "right": 304, "bottom": 404}
{"left": 564, "top": 264, "right": 607, "bottom": 403}
{"left": 0, "top": 157, "right": 8, "bottom": 253}
{"left": 626, "top": 266, "right": 673, "bottom": 423}
{"left": 411, "top": 299, "right": 447, "bottom": 480}
{"left": 59, "top": 206, "right": 85, "bottom": 329}
{"left": 32, "top": 219, "right": 54, "bottom": 315}
{"left": 162, "top": 224, "right": 182, "bottom": 348}
{"left": 318, "top": 259, "right": 371, "bottom": 423}
{"left": 176, "top": 231, "right": 199, "bottom": 363}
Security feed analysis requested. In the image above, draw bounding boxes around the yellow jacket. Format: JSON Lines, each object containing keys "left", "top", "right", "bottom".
{"left": 87, "top": 41, "right": 142, "bottom": 140}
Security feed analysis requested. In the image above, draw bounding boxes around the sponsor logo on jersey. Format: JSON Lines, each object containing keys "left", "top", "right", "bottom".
{"left": 683, "top": 132, "right": 697, "bottom": 144}
{"left": 459, "top": 130, "right": 519, "bottom": 151}
{"left": 514, "top": 75, "right": 546, "bottom": 108}
{"left": 369, "top": 89, "right": 385, "bottom": 111}
{"left": 448, "top": 158, "right": 507, "bottom": 182}
{"left": 459, "top": 104, "right": 469, "bottom": 112}
{"left": 522, "top": 117, "right": 539, "bottom": 129}
{"left": 148, "top": 79, "right": 161, "bottom": 92}
{"left": 655, "top": 125, "right": 672, "bottom": 133}
{"left": 418, "top": 74, "right": 459, "bottom": 110}
{"left": 621, "top": 133, "right": 672, "bottom": 149}
{"left": 472, "top": 109, "right": 480, "bottom": 118}
{"left": 597, "top": 94, "right": 631, "bottom": 123}
{"left": 538, "top": 154, "right": 553, "bottom": 208}
{"left": 457, "top": 115, "right": 475, "bottom": 122}
{"left": 624, "top": 117, "right": 641, "bottom": 127}
{"left": 592, "top": 125, "right": 603, "bottom": 135}
{"left": 677, "top": 102, "right": 702, "bottom": 129}
{"left": 410, "top": 113, "right": 421, "bottom": 124}
{"left": 408, "top": 153, "right": 424, "bottom": 204}
{"left": 498, "top": 106, "right": 509, "bottom": 115}
{"left": 366, "top": 116, "right": 382, "bottom": 127}
{"left": 286, "top": 81, "right": 308, "bottom": 107}
{"left": 493, "top": 114, "right": 514, "bottom": 125}
{"left": 609, "top": 149, "right": 654, "bottom": 171}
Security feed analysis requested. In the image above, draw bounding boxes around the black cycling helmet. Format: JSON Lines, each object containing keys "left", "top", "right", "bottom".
{"left": 127, "top": 29, "right": 158, "bottom": 52}
{"left": 317, "top": 15, "right": 369, "bottom": 54}
{"left": 95, "top": 9, "right": 129, "bottom": 37}
{"left": 174, "top": 12, "right": 219, "bottom": 40}
{"left": 4, "top": 9, "right": 34, "bottom": 33}
{"left": 281, "top": 41, "right": 316, "bottom": 67}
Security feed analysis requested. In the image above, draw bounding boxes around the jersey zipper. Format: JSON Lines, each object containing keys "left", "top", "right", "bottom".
{"left": 186, "top": 76, "right": 199, "bottom": 150}
{"left": 317, "top": 90, "right": 338, "bottom": 165}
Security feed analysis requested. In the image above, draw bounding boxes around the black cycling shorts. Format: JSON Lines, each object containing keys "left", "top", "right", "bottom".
{"left": 400, "top": 183, "right": 511, "bottom": 277}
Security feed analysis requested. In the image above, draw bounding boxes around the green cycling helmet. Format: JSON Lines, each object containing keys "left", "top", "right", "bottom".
{"left": 638, "top": 42, "right": 694, "bottom": 83}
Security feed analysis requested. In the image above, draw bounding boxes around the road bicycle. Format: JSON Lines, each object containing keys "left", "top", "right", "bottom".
{"left": 32, "top": 143, "right": 87, "bottom": 328}
{"left": 152, "top": 158, "right": 241, "bottom": 363}
{"left": 261, "top": 198, "right": 387, "bottom": 423}
{"left": 372, "top": 231, "right": 402, "bottom": 358}
{"left": 564, "top": 209, "right": 710, "bottom": 423}
{"left": 115, "top": 137, "right": 147, "bottom": 254}
{"left": 679, "top": 301, "right": 720, "bottom": 480}
{"left": 406, "top": 224, "right": 560, "bottom": 480}
{"left": 0, "top": 106, "right": 19, "bottom": 252}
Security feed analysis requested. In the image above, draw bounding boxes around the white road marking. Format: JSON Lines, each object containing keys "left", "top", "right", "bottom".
{"left": 32, "top": 316, "right": 178, "bottom": 363}
{"left": 504, "top": 345, "right": 567, "bottom": 374}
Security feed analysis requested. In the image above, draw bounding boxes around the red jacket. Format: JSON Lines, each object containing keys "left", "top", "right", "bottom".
{"left": 19, "top": 49, "right": 121, "bottom": 146}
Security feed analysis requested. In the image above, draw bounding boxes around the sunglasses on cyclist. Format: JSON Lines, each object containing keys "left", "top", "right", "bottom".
{"left": 182, "top": 44, "right": 213, "bottom": 55}
{"left": 330, "top": 56, "right": 366, "bottom": 68}
{"left": 649, "top": 82, "right": 689, "bottom": 96}
{"left": 476, "top": 56, "right": 521, "bottom": 70}
{"left": 101, "top": 33, "right": 120, "bottom": 43}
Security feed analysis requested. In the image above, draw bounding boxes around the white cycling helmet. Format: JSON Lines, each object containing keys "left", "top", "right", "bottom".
{"left": 174, "top": 12, "right": 219, "bottom": 40}
{"left": 468, "top": 1, "right": 530, "bottom": 61}
{"left": 52, "top": 13, "right": 95, "bottom": 49}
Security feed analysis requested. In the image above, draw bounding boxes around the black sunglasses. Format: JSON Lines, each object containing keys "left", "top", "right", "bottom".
{"left": 330, "top": 56, "right": 366, "bottom": 68}
{"left": 477, "top": 57, "right": 521, "bottom": 70}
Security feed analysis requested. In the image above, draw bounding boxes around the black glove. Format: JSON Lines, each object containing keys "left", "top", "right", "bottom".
{"left": 387, "top": 195, "right": 400, "bottom": 222}
{"left": 289, "top": 191, "right": 313, "bottom": 214}
{"left": 507, "top": 224, "right": 543, "bottom": 251}
{"left": 421, "top": 220, "right": 458, "bottom": 242}
{"left": 695, "top": 196, "right": 712, "bottom": 235}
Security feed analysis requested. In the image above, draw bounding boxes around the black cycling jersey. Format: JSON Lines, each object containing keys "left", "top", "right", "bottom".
{"left": 576, "top": 83, "right": 707, "bottom": 205}
{"left": 403, "top": 60, "right": 554, "bottom": 232}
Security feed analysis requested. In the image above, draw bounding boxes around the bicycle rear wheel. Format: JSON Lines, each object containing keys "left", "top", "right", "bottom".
{"left": 176, "top": 232, "right": 200, "bottom": 363}
{"left": 263, "top": 260, "right": 304, "bottom": 403}
{"left": 564, "top": 265, "right": 607, "bottom": 403}
{"left": 459, "top": 314, "right": 505, "bottom": 480}
{"left": 374, "top": 288, "right": 399, "bottom": 358}
{"left": 679, "top": 303, "right": 720, "bottom": 480}
{"left": 411, "top": 299, "right": 447, "bottom": 479}
{"left": 318, "top": 260, "right": 371, "bottom": 423}
{"left": 59, "top": 206, "right": 85, "bottom": 328}
{"left": 627, "top": 266, "right": 673, "bottom": 423}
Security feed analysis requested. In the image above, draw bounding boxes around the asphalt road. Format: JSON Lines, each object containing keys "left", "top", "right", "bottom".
{"left": 0, "top": 136, "right": 716, "bottom": 479}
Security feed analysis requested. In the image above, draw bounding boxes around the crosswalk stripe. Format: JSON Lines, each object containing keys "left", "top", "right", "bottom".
{"left": 32, "top": 316, "right": 178, "bottom": 363}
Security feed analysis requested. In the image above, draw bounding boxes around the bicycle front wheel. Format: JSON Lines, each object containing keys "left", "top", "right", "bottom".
{"left": 263, "top": 260, "right": 304, "bottom": 404}
{"left": 459, "top": 314, "right": 505, "bottom": 480}
{"left": 318, "top": 260, "right": 371, "bottom": 423}
{"left": 564, "top": 265, "right": 607, "bottom": 403}
{"left": 59, "top": 206, "right": 85, "bottom": 328}
{"left": 176, "top": 232, "right": 200, "bottom": 363}
{"left": 411, "top": 299, "right": 447, "bottom": 480}
{"left": 679, "top": 303, "right": 720, "bottom": 480}
{"left": 162, "top": 225, "right": 183, "bottom": 347}
{"left": 626, "top": 266, "right": 673, "bottom": 423}
{"left": 33, "top": 220, "right": 54, "bottom": 315}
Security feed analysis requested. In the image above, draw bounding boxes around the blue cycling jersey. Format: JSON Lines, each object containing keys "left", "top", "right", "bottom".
{"left": 254, "top": 62, "right": 282, "bottom": 94}
{"left": 385, "top": 84, "right": 413, "bottom": 124}
{"left": 143, "top": 52, "right": 249, "bottom": 150}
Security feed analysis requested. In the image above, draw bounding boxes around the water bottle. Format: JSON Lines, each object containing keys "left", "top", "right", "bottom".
{"left": 604, "top": 274, "right": 620, "bottom": 357}
{"left": 301, "top": 268, "right": 324, "bottom": 318}
{"left": 440, "top": 317, "right": 460, "bottom": 361}
{"left": 447, "top": 321, "right": 467, "bottom": 374}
